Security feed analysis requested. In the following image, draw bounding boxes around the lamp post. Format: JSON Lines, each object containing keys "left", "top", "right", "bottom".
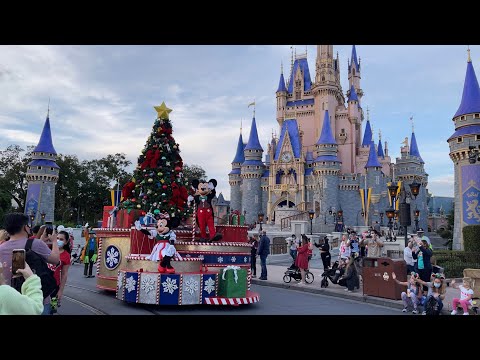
{"left": 385, "top": 207, "right": 395, "bottom": 241}
{"left": 357, "top": 209, "right": 365, "bottom": 226}
{"left": 308, "top": 210, "right": 315, "bottom": 235}
{"left": 258, "top": 212, "right": 264, "bottom": 232}
{"left": 337, "top": 208, "right": 343, "bottom": 232}
{"left": 40, "top": 211, "right": 46, "bottom": 225}
{"left": 29, "top": 212, "right": 35, "bottom": 227}
{"left": 243, "top": 210, "right": 247, "bottom": 225}
{"left": 414, "top": 208, "right": 420, "bottom": 232}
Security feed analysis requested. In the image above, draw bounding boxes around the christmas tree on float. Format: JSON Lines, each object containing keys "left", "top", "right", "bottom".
{"left": 120, "top": 102, "right": 191, "bottom": 222}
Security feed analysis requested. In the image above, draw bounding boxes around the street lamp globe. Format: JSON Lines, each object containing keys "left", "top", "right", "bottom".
{"left": 388, "top": 183, "right": 399, "bottom": 201}
{"left": 308, "top": 210, "right": 315, "bottom": 220}
{"left": 385, "top": 207, "right": 395, "bottom": 219}
{"left": 337, "top": 208, "right": 343, "bottom": 218}
{"left": 409, "top": 180, "right": 421, "bottom": 199}
{"left": 414, "top": 209, "right": 420, "bottom": 218}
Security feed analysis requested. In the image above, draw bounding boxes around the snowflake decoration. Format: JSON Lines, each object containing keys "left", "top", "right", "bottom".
{"left": 231, "top": 256, "right": 236, "bottom": 262}
{"left": 125, "top": 276, "right": 136, "bottom": 293}
{"left": 141, "top": 277, "right": 155, "bottom": 294}
{"left": 244, "top": 256, "right": 248, "bottom": 263}
{"left": 162, "top": 277, "right": 179, "bottom": 294}
{"left": 184, "top": 278, "right": 199, "bottom": 295}
{"left": 105, "top": 245, "right": 121, "bottom": 270}
{"left": 203, "top": 277, "right": 216, "bottom": 294}
{"left": 217, "top": 256, "right": 224, "bottom": 263}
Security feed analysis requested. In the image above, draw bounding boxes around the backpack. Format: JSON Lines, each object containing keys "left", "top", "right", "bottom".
{"left": 11, "top": 238, "right": 59, "bottom": 299}
{"left": 424, "top": 295, "right": 439, "bottom": 316}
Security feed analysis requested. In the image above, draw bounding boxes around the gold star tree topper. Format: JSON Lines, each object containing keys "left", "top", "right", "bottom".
{"left": 154, "top": 102, "right": 172, "bottom": 119}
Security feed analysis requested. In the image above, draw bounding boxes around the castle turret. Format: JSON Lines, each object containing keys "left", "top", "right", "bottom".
{"left": 448, "top": 49, "right": 480, "bottom": 249}
{"left": 241, "top": 117, "right": 264, "bottom": 224}
{"left": 362, "top": 118, "right": 373, "bottom": 147}
{"left": 25, "top": 113, "right": 59, "bottom": 223}
{"left": 276, "top": 63, "right": 287, "bottom": 127}
{"left": 313, "top": 110, "right": 341, "bottom": 215}
{"left": 229, "top": 131, "right": 245, "bottom": 213}
{"left": 347, "top": 45, "right": 363, "bottom": 101}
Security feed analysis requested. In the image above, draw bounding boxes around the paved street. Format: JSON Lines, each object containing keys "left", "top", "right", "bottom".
{"left": 59, "top": 260, "right": 400, "bottom": 315}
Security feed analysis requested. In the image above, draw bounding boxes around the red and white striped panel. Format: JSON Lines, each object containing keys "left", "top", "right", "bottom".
{"left": 125, "top": 255, "right": 202, "bottom": 261}
{"left": 175, "top": 241, "right": 252, "bottom": 247}
{"left": 204, "top": 292, "right": 260, "bottom": 305}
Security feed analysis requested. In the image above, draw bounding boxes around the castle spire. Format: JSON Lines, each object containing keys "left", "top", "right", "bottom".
{"left": 232, "top": 132, "right": 245, "bottom": 164}
{"left": 377, "top": 130, "right": 384, "bottom": 158}
{"left": 365, "top": 141, "right": 382, "bottom": 168}
{"left": 362, "top": 108, "right": 372, "bottom": 147}
{"left": 468, "top": 45, "right": 471, "bottom": 63}
{"left": 33, "top": 112, "right": 57, "bottom": 155}
{"left": 316, "top": 110, "right": 336, "bottom": 145}
{"left": 454, "top": 50, "right": 480, "bottom": 118}
{"left": 277, "top": 62, "right": 287, "bottom": 92}
{"left": 409, "top": 130, "right": 424, "bottom": 163}
{"left": 244, "top": 116, "right": 263, "bottom": 151}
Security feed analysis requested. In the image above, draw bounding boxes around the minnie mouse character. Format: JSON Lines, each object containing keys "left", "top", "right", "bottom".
{"left": 188, "top": 179, "right": 222, "bottom": 243}
{"left": 135, "top": 213, "right": 182, "bottom": 273}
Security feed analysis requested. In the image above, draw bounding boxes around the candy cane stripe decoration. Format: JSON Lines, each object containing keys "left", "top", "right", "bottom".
{"left": 192, "top": 202, "right": 196, "bottom": 242}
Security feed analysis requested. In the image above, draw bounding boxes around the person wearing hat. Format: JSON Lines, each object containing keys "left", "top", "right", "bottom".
{"left": 416, "top": 228, "right": 432, "bottom": 250}
{"left": 83, "top": 229, "right": 98, "bottom": 278}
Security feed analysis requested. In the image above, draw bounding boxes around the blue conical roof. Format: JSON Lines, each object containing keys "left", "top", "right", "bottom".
{"left": 454, "top": 60, "right": 480, "bottom": 118}
{"left": 287, "top": 58, "right": 312, "bottom": 93}
{"left": 33, "top": 116, "right": 57, "bottom": 154}
{"left": 365, "top": 141, "right": 382, "bottom": 168}
{"left": 232, "top": 133, "right": 245, "bottom": 164}
{"left": 277, "top": 72, "right": 287, "bottom": 92}
{"left": 409, "top": 132, "right": 424, "bottom": 163}
{"left": 350, "top": 45, "right": 360, "bottom": 72}
{"left": 377, "top": 138, "right": 384, "bottom": 158}
{"left": 348, "top": 84, "right": 358, "bottom": 102}
{"left": 362, "top": 120, "right": 372, "bottom": 147}
{"left": 244, "top": 117, "right": 263, "bottom": 151}
{"left": 316, "top": 110, "right": 336, "bottom": 145}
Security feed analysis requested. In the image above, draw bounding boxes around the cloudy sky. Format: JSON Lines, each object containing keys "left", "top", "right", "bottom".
{"left": 0, "top": 45, "right": 476, "bottom": 199}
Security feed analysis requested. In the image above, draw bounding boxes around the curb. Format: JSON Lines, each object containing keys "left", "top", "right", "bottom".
{"left": 251, "top": 279, "right": 451, "bottom": 315}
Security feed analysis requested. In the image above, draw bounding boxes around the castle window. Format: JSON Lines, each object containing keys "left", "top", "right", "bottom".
{"left": 352, "top": 68, "right": 356, "bottom": 75}
{"left": 323, "top": 162, "right": 326, "bottom": 165}
{"left": 475, "top": 114, "right": 480, "bottom": 118}
{"left": 40, "top": 152, "right": 44, "bottom": 156}
{"left": 461, "top": 116, "right": 465, "bottom": 121}
{"left": 296, "top": 91, "right": 301, "bottom": 100}
{"left": 37, "top": 166, "right": 41, "bottom": 170}
{"left": 353, "top": 176, "right": 356, "bottom": 180}
{"left": 342, "top": 176, "right": 346, "bottom": 180}
{"left": 51, "top": 167, "right": 54, "bottom": 171}
{"left": 341, "top": 128, "right": 345, "bottom": 134}
{"left": 375, "top": 176, "right": 380, "bottom": 185}
{"left": 477, "top": 135, "right": 480, "bottom": 141}
{"left": 255, "top": 195, "right": 258, "bottom": 204}
{"left": 457, "top": 137, "right": 463, "bottom": 143}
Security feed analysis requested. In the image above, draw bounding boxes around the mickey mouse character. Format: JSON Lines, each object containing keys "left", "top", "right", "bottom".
{"left": 135, "top": 213, "right": 182, "bottom": 273}
{"left": 188, "top": 179, "right": 222, "bottom": 243}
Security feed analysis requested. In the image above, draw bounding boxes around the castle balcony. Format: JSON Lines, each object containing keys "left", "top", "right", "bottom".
{"left": 273, "top": 184, "right": 298, "bottom": 192}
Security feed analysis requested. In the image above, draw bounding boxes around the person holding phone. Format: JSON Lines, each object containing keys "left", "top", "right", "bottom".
{"left": 0, "top": 213, "right": 60, "bottom": 315}
{"left": 0, "top": 260, "right": 44, "bottom": 315}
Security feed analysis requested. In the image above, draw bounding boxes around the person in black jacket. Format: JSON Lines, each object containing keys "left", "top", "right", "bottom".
{"left": 412, "top": 239, "right": 433, "bottom": 292}
{"left": 338, "top": 256, "right": 360, "bottom": 292}
{"left": 257, "top": 231, "right": 270, "bottom": 280}
{"left": 314, "top": 236, "right": 331, "bottom": 270}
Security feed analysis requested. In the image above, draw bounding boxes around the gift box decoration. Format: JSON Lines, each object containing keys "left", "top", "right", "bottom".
{"left": 218, "top": 266, "right": 247, "bottom": 298}
{"left": 117, "top": 209, "right": 143, "bottom": 229}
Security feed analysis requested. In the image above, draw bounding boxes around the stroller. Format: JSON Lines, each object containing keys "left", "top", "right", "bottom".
{"left": 70, "top": 244, "right": 83, "bottom": 265}
{"left": 320, "top": 260, "right": 343, "bottom": 288}
{"left": 283, "top": 264, "right": 314, "bottom": 284}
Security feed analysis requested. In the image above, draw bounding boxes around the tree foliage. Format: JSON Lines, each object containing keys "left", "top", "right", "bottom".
{"left": 0, "top": 145, "right": 132, "bottom": 226}
{"left": 183, "top": 163, "right": 206, "bottom": 187}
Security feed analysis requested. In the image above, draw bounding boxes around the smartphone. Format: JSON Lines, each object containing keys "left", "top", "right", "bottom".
{"left": 45, "top": 222, "right": 54, "bottom": 235}
{"left": 12, "top": 249, "right": 26, "bottom": 278}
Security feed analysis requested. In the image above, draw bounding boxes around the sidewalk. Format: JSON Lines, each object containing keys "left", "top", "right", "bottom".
{"left": 251, "top": 256, "right": 461, "bottom": 315}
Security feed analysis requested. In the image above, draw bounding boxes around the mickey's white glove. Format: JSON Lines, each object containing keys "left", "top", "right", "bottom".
{"left": 187, "top": 195, "right": 194, "bottom": 203}
{"left": 84, "top": 222, "right": 89, "bottom": 228}
{"left": 208, "top": 182, "right": 215, "bottom": 190}
{"left": 134, "top": 220, "right": 142, "bottom": 231}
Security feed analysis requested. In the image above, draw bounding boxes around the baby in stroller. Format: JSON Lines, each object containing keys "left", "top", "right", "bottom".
{"left": 70, "top": 244, "right": 83, "bottom": 265}
{"left": 320, "top": 259, "right": 346, "bottom": 288}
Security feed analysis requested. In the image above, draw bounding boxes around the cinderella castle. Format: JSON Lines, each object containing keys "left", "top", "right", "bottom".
{"left": 229, "top": 45, "right": 429, "bottom": 232}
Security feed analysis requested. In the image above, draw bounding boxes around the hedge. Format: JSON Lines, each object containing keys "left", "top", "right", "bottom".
{"left": 432, "top": 250, "right": 480, "bottom": 278}
{"left": 463, "top": 225, "right": 480, "bottom": 252}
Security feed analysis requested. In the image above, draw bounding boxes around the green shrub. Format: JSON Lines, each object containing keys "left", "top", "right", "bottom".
{"left": 463, "top": 225, "right": 480, "bottom": 252}
{"left": 438, "top": 229, "right": 452, "bottom": 239}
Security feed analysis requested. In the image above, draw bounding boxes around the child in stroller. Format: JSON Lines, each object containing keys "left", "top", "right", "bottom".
{"left": 320, "top": 260, "right": 345, "bottom": 288}
{"left": 283, "top": 264, "right": 315, "bottom": 284}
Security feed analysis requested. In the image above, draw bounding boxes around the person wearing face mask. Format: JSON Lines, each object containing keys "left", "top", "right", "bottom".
{"left": 415, "top": 273, "right": 446, "bottom": 315}
{"left": 0, "top": 212, "right": 60, "bottom": 315}
{"left": 49, "top": 231, "right": 72, "bottom": 313}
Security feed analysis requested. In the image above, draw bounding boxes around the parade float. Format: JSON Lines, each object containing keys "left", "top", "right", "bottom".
{"left": 94, "top": 102, "right": 259, "bottom": 306}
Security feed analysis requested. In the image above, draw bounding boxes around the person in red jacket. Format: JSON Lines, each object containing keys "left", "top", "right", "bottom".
{"left": 295, "top": 235, "right": 313, "bottom": 285}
